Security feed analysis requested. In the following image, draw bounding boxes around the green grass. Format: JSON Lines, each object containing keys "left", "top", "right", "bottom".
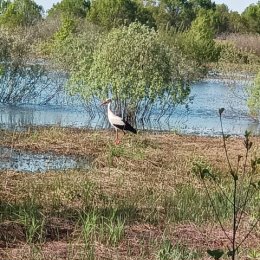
{"left": 157, "top": 240, "right": 203, "bottom": 260}
{"left": 0, "top": 127, "right": 259, "bottom": 259}
{"left": 163, "top": 184, "right": 232, "bottom": 224}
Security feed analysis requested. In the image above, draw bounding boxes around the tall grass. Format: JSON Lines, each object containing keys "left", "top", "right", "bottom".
{"left": 223, "top": 33, "right": 260, "bottom": 57}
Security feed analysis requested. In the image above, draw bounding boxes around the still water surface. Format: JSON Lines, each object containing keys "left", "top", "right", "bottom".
{"left": 0, "top": 80, "right": 259, "bottom": 136}
{"left": 0, "top": 147, "right": 90, "bottom": 173}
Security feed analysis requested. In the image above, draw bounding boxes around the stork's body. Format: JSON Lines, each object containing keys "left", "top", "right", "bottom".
{"left": 102, "top": 99, "right": 137, "bottom": 144}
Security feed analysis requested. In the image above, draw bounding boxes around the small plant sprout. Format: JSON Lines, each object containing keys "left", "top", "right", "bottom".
{"left": 157, "top": 240, "right": 201, "bottom": 260}
{"left": 194, "top": 108, "right": 260, "bottom": 260}
{"left": 106, "top": 208, "right": 125, "bottom": 246}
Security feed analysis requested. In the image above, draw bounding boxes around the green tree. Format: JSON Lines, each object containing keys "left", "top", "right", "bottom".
{"left": 50, "top": 21, "right": 101, "bottom": 74}
{"left": 242, "top": 2, "right": 260, "bottom": 34}
{"left": 47, "top": 0, "right": 90, "bottom": 18}
{"left": 53, "top": 16, "right": 76, "bottom": 42}
{"left": 133, "top": 0, "right": 156, "bottom": 28}
{"left": 157, "top": 0, "right": 195, "bottom": 30}
{"left": 227, "top": 11, "right": 246, "bottom": 33}
{"left": 190, "top": 0, "right": 216, "bottom": 11}
{"left": 87, "top": 0, "right": 147, "bottom": 30}
{"left": 0, "top": 0, "right": 43, "bottom": 28}
{"left": 67, "top": 23, "right": 200, "bottom": 120}
{"left": 0, "top": 0, "right": 10, "bottom": 14}
{"left": 178, "top": 13, "right": 219, "bottom": 66}
{"left": 211, "top": 4, "right": 229, "bottom": 34}
{"left": 247, "top": 71, "right": 260, "bottom": 119}
{"left": 196, "top": 4, "right": 245, "bottom": 34}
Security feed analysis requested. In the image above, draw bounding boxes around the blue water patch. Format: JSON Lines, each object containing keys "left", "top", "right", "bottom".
{"left": 0, "top": 147, "right": 90, "bottom": 173}
{"left": 0, "top": 80, "right": 259, "bottom": 136}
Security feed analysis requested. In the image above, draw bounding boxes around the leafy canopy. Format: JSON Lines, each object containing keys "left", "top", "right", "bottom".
{"left": 177, "top": 13, "right": 219, "bottom": 65}
{"left": 50, "top": 21, "right": 101, "bottom": 75}
{"left": 0, "top": 0, "right": 10, "bottom": 15}
{"left": 242, "top": 2, "right": 260, "bottom": 34}
{"left": 158, "top": 0, "right": 195, "bottom": 29}
{"left": 47, "top": 0, "right": 90, "bottom": 18}
{"left": 68, "top": 22, "right": 199, "bottom": 116}
{"left": 87, "top": 0, "right": 155, "bottom": 30}
{"left": 0, "top": 0, "right": 43, "bottom": 28}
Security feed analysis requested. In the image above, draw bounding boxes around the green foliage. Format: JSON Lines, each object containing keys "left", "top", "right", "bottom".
{"left": 49, "top": 21, "right": 101, "bottom": 75}
{"left": 164, "top": 182, "right": 231, "bottom": 223}
{"left": 0, "top": 0, "right": 43, "bottom": 28}
{"left": 178, "top": 13, "right": 219, "bottom": 65}
{"left": 151, "top": 0, "right": 217, "bottom": 31}
{"left": 247, "top": 249, "right": 260, "bottom": 259}
{"left": 68, "top": 22, "right": 200, "bottom": 117}
{"left": 157, "top": 240, "right": 201, "bottom": 260}
{"left": 200, "top": 3, "right": 246, "bottom": 34}
{"left": 157, "top": 0, "right": 195, "bottom": 30}
{"left": 210, "top": 4, "right": 230, "bottom": 34}
{"left": 80, "top": 212, "right": 97, "bottom": 244}
{"left": 190, "top": 0, "right": 216, "bottom": 11}
{"left": 133, "top": 0, "right": 156, "bottom": 28}
{"left": 207, "top": 249, "right": 224, "bottom": 260}
{"left": 87, "top": 0, "right": 138, "bottom": 30}
{"left": 157, "top": 240, "right": 175, "bottom": 260}
{"left": 247, "top": 71, "right": 260, "bottom": 119}
{"left": 53, "top": 15, "right": 76, "bottom": 42}
{"left": 17, "top": 204, "right": 45, "bottom": 243}
{"left": 217, "top": 42, "right": 260, "bottom": 65}
{"left": 87, "top": 0, "right": 155, "bottom": 30}
{"left": 104, "top": 215, "right": 125, "bottom": 246}
{"left": 242, "top": 2, "right": 260, "bottom": 34}
{"left": 227, "top": 11, "right": 247, "bottom": 33}
{"left": 47, "top": 0, "right": 90, "bottom": 18}
{"left": 0, "top": 0, "right": 10, "bottom": 14}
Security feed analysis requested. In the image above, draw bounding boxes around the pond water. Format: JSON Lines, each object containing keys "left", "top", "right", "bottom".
{"left": 171, "top": 80, "right": 260, "bottom": 136}
{"left": 0, "top": 147, "right": 90, "bottom": 173}
{"left": 0, "top": 80, "right": 258, "bottom": 136}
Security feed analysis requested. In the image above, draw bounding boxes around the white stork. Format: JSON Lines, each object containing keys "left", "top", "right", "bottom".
{"left": 101, "top": 99, "right": 137, "bottom": 144}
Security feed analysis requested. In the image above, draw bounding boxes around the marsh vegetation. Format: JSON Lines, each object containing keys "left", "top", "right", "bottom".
{"left": 0, "top": 126, "right": 259, "bottom": 259}
{"left": 0, "top": 0, "right": 260, "bottom": 259}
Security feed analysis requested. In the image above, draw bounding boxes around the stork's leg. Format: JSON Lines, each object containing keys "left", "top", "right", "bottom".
{"left": 120, "top": 130, "right": 126, "bottom": 142}
{"left": 115, "top": 129, "right": 120, "bottom": 144}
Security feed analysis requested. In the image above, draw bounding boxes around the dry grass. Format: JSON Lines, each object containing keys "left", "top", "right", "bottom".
{"left": 222, "top": 33, "right": 260, "bottom": 57}
{"left": 0, "top": 127, "right": 260, "bottom": 259}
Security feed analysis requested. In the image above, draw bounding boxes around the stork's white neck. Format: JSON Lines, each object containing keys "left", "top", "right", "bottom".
{"left": 107, "top": 102, "right": 113, "bottom": 117}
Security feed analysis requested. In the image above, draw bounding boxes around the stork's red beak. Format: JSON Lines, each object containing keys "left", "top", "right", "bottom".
{"left": 101, "top": 99, "right": 111, "bottom": 106}
{"left": 101, "top": 100, "right": 108, "bottom": 106}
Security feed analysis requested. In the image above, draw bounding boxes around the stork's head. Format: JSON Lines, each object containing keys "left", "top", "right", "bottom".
{"left": 101, "top": 98, "right": 112, "bottom": 106}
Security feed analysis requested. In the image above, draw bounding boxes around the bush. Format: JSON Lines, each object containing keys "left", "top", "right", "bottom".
{"left": 67, "top": 22, "right": 201, "bottom": 121}
{"left": 177, "top": 14, "right": 220, "bottom": 66}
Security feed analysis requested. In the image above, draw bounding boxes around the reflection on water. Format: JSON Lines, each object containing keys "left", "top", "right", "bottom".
{"left": 0, "top": 147, "right": 90, "bottom": 173}
{"left": 164, "top": 80, "right": 260, "bottom": 135}
{"left": 0, "top": 80, "right": 259, "bottom": 136}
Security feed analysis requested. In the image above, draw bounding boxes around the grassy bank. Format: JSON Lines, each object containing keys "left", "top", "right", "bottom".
{"left": 0, "top": 127, "right": 260, "bottom": 260}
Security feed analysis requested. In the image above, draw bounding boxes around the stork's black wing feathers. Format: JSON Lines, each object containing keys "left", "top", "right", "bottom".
{"left": 113, "top": 121, "right": 137, "bottom": 134}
